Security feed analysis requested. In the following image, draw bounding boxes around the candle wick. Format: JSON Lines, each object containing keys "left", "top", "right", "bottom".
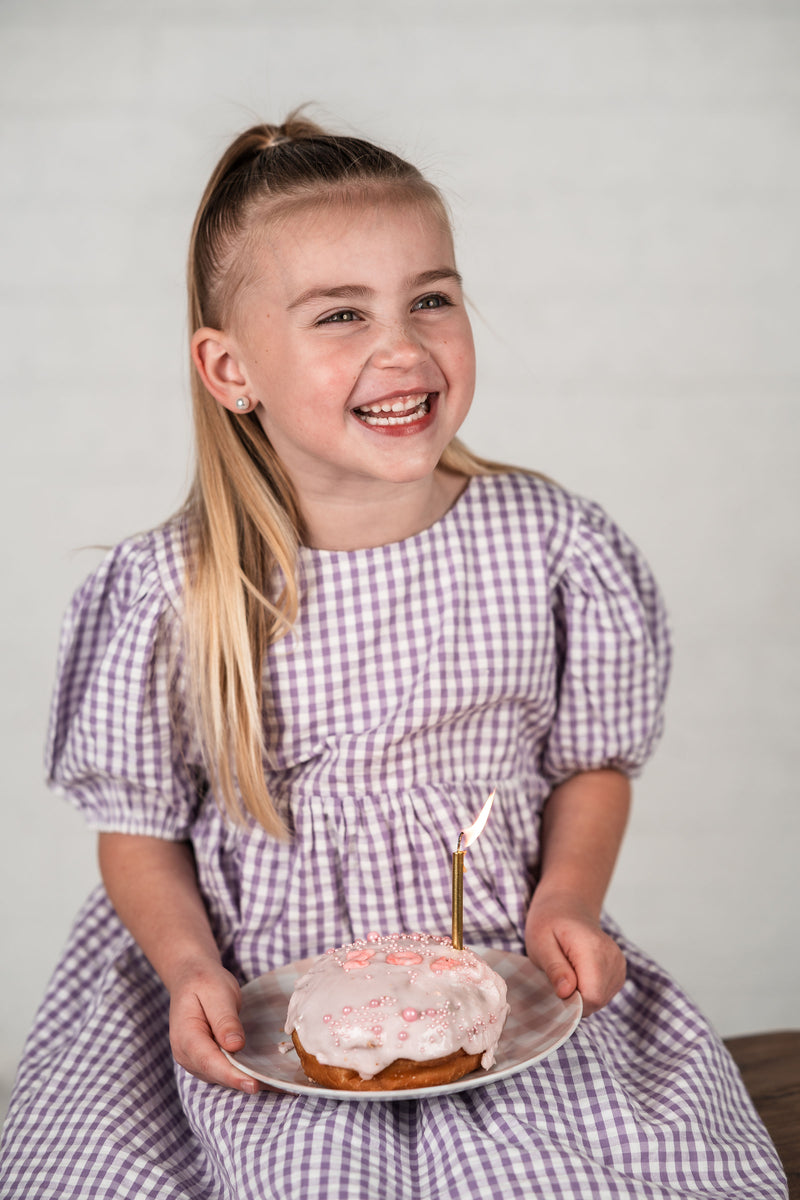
{"left": 456, "top": 831, "right": 465, "bottom": 852}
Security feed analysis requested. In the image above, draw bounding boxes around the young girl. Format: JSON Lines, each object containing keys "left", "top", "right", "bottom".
{"left": 0, "top": 114, "right": 786, "bottom": 1199}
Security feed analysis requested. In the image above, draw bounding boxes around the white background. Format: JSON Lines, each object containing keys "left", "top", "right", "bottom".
{"left": 2, "top": 0, "right": 798, "bottom": 1117}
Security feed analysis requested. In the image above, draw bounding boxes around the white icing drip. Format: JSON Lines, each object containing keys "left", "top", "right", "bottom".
{"left": 285, "top": 933, "right": 510, "bottom": 1080}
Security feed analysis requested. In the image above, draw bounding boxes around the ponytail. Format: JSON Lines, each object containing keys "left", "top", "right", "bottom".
{"left": 183, "top": 113, "right": 518, "bottom": 836}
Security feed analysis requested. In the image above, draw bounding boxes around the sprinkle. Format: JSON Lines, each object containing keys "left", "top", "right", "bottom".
{"left": 430, "top": 956, "right": 463, "bottom": 973}
{"left": 344, "top": 948, "right": 375, "bottom": 966}
{"left": 386, "top": 951, "right": 423, "bottom": 966}
{"left": 401, "top": 1008, "right": 419, "bottom": 1022}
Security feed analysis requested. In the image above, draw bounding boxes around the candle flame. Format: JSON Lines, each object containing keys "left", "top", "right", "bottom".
{"left": 458, "top": 789, "right": 496, "bottom": 851}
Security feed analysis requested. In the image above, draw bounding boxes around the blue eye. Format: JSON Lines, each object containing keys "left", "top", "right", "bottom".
{"left": 413, "top": 293, "right": 451, "bottom": 311}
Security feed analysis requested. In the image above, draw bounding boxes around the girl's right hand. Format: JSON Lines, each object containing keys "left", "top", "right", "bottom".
{"left": 97, "top": 834, "right": 284, "bottom": 1094}
{"left": 168, "top": 957, "right": 274, "bottom": 1093}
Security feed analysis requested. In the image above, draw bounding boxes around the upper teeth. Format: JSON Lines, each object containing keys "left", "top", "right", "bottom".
{"left": 357, "top": 394, "right": 428, "bottom": 416}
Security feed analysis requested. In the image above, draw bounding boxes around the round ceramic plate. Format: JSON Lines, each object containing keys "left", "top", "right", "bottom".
{"left": 222, "top": 948, "right": 582, "bottom": 1101}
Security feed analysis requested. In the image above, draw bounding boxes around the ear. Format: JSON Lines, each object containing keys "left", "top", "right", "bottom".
{"left": 191, "top": 327, "right": 253, "bottom": 413}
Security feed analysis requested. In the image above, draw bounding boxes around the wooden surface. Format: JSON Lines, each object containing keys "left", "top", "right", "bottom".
{"left": 725, "top": 1030, "right": 799, "bottom": 1199}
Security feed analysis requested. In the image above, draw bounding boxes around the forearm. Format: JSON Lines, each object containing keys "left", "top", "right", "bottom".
{"left": 98, "top": 833, "right": 221, "bottom": 989}
{"left": 525, "top": 769, "right": 631, "bottom": 1013}
{"left": 533, "top": 768, "right": 631, "bottom": 917}
{"left": 98, "top": 832, "right": 266, "bottom": 1092}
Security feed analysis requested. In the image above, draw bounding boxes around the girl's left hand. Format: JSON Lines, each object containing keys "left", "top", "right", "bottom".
{"left": 524, "top": 891, "right": 626, "bottom": 1016}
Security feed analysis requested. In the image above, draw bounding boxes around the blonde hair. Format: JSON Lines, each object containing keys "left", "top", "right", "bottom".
{"left": 184, "top": 112, "right": 514, "bottom": 836}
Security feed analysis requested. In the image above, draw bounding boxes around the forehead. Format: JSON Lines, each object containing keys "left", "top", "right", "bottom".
{"left": 250, "top": 194, "right": 455, "bottom": 290}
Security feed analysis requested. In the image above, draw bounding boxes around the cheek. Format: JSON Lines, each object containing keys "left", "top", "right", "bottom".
{"left": 313, "top": 359, "right": 364, "bottom": 410}
{"left": 441, "top": 324, "right": 476, "bottom": 375}
{"left": 263, "top": 351, "right": 360, "bottom": 413}
{"left": 451, "top": 341, "right": 477, "bottom": 389}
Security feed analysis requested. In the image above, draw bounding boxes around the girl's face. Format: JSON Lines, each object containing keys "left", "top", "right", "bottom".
{"left": 225, "top": 198, "right": 476, "bottom": 503}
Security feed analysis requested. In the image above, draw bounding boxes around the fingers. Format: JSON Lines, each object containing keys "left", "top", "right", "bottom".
{"left": 542, "top": 942, "right": 579, "bottom": 1000}
{"left": 169, "top": 967, "right": 268, "bottom": 1094}
{"left": 527, "top": 915, "right": 627, "bottom": 1015}
{"left": 576, "top": 947, "right": 626, "bottom": 1015}
{"left": 560, "top": 929, "right": 626, "bottom": 1016}
{"left": 527, "top": 927, "right": 579, "bottom": 999}
{"left": 180, "top": 1027, "right": 262, "bottom": 1093}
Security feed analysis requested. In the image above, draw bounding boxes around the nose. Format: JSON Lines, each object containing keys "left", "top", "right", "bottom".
{"left": 370, "top": 320, "right": 429, "bottom": 370}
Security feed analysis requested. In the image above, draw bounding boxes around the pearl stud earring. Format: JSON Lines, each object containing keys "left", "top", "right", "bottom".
{"left": 235, "top": 397, "right": 250, "bottom": 411}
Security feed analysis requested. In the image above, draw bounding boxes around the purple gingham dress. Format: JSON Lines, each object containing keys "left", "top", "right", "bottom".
{"left": 1, "top": 474, "right": 786, "bottom": 1199}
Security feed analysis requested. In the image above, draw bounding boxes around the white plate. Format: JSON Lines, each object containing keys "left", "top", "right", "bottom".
{"left": 223, "top": 948, "right": 582, "bottom": 1102}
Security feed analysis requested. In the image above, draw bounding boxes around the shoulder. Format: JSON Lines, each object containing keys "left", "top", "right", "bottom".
{"left": 461, "top": 472, "right": 665, "bottom": 607}
{"left": 461, "top": 471, "right": 600, "bottom": 577}
{"left": 69, "top": 512, "right": 191, "bottom": 624}
{"left": 55, "top": 515, "right": 193, "bottom": 676}
{"left": 49, "top": 514, "right": 194, "bottom": 746}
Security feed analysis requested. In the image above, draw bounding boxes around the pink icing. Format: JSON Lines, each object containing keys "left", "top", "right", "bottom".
{"left": 285, "top": 933, "right": 510, "bottom": 1082}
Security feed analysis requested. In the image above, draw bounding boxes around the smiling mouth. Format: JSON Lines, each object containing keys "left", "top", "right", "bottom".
{"left": 352, "top": 393, "right": 433, "bottom": 427}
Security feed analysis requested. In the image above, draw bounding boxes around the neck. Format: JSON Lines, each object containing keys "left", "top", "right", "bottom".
{"left": 298, "top": 469, "right": 468, "bottom": 552}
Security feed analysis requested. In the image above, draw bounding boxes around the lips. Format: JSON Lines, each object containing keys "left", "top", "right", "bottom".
{"left": 352, "top": 393, "right": 433, "bottom": 427}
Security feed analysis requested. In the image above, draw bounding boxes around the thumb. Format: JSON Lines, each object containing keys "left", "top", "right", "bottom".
{"left": 536, "top": 936, "right": 578, "bottom": 1000}
{"left": 213, "top": 1013, "right": 245, "bottom": 1052}
{"left": 204, "top": 985, "right": 246, "bottom": 1052}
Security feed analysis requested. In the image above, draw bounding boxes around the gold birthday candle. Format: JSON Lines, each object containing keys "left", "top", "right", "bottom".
{"left": 451, "top": 790, "right": 496, "bottom": 950}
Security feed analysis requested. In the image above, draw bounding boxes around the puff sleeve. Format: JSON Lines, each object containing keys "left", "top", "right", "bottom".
{"left": 45, "top": 528, "right": 203, "bottom": 839}
{"left": 541, "top": 496, "right": 671, "bottom": 785}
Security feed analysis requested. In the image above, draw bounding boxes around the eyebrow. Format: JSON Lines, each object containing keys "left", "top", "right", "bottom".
{"left": 287, "top": 267, "right": 463, "bottom": 311}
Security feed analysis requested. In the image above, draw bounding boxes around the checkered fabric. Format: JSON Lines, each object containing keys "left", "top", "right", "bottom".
{"left": 0, "top": 474, "right": 786, "bottom": 1198}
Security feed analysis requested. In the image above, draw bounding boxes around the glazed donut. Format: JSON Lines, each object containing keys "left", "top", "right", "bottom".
{"left": 285, "top": 932, "right": 509, "bottom": 1091}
